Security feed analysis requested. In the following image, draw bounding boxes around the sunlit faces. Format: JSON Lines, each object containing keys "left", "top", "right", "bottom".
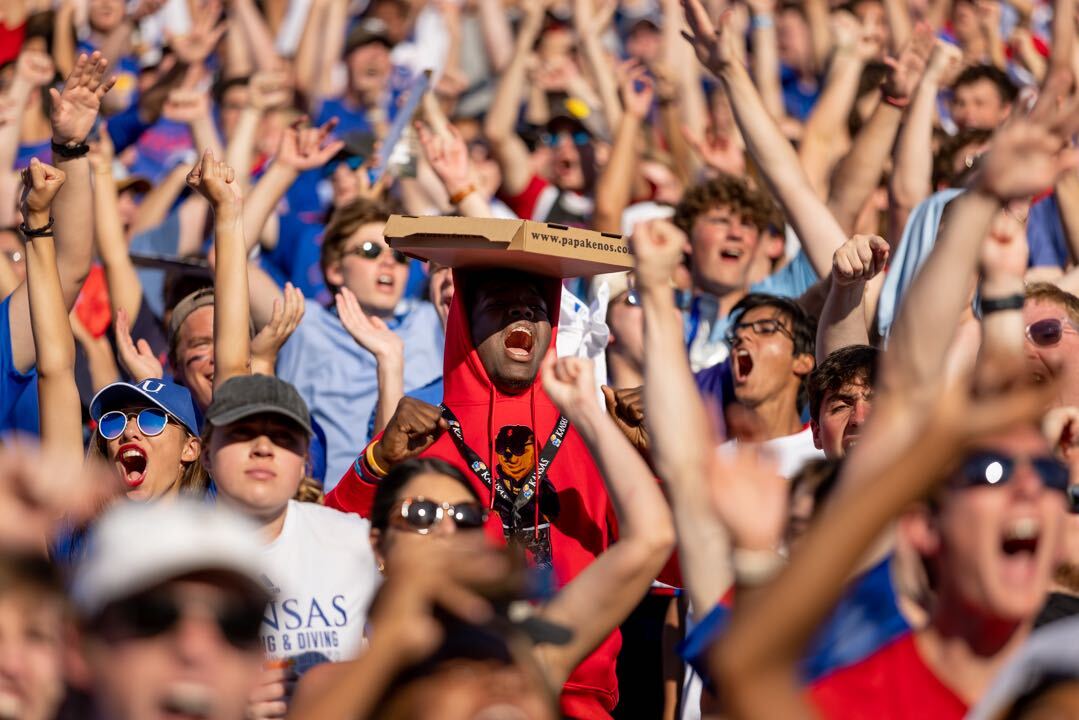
{"left": 951, "top": 78, "right": 1013, "bottom": 131}
{"left": 1023, "top": 299, "right": 1079, "bottom": 402}
{"left": 205, "top": 417, "right": 308, "bottom": 524}
{"left": 549, "top": 132, "right": 587, "bottom": 192}
{"left": 174, "top": 306, "right": 215, "bottom": 412}
{"left": 950, "top": 0, "right": 981, "bottom": 44}
{"left": 811, "top": 379, "right": 873, "bottom": 460}
{"left": 85, "top": 579, "right": 263, "bottom": 720}
{"left": 102, "top": 409, "right": 200, "bottom": 501}
{"left": 624, "top": 23, "right": 662, "bottom": 65}
{"left": 849, "top": 0, "right": 889, "bottom": 59}
{"left": 777, "top": 7, "right": 813, "bottom": 71}
{"left": 606, "top": 290, "right": 646, "bottom": 370}
{"left": 689, "top": 206, "right": 761, "bottom": 295}
{"left": 371, "top": 471, "right": 487, "bottom": 571}
{"left": 0, "top": 590, "right": 66, "bottom": 720}
{"left": 728, "top": 306, "right": 813, "bottom": 408}
{"left": 216, "top": 83, "right": 250, "bottom": 142}
{"left": 346, "top": 43, "right": 392, "bottom": 99}
{"left": 325, "top": 223, "right": 409, "bottom": 318}
{"left": 915, "top": 426, "right": 1067, "bottom": 622}
{"left": 469, "top": 277, "right": 553, "bottom": 394}
{"left": 88, "top": 0, "right": 125, "bottom": 33}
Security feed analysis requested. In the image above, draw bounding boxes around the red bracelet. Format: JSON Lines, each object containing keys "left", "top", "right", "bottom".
{"left": 882, "top": 94, "right": 910, "bottom": 109}
{"left": 449, "top": 184, "right": 477, "bottom": 205}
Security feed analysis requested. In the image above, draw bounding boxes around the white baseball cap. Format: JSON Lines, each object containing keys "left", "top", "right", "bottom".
{"left": 71, "top": 499, "right": 268, "bottom": 618}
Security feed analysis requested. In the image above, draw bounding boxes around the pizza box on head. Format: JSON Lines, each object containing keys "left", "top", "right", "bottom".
{"left": 384, "top": 215, "right": 633, "bottom": 278}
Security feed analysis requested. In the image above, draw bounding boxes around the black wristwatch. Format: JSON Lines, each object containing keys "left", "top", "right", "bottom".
{"left": 980, "top": 293, "right": 1026, "bottom": 315}
{"left": 50, "top": 140, "right": 90, "bottom": 159}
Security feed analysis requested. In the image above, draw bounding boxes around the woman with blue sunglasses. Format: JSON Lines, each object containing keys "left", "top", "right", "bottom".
{"left": 89, "top": 378, "right": 206, "bottom": 502}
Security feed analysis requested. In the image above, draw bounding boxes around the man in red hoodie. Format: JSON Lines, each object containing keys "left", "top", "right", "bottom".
{"left": 325, "top": 267, "right": 619, "bottom": 719}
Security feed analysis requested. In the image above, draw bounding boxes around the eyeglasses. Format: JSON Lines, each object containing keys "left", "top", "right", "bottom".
{"left": 394, "top": 497, "right": 489, "bottom": 534}
{"left": 954, "top": 451, "right": 1070, "bottom": 494}
{"left": 725, "top": 318, "right": 794, "bottom": 347}
{"left": 98, "top": 591, "right": 263, "bottom": 651}
{"left": 1025, "top": 318, "right": 1079, "bottom": 347}
{"left": 98, "top": 408, "right": 170, "bottom": 440}
{"left": 541, "top": 131, "right": 590, "bottom": 147}
{"left": 341, "top": 241, "right": 409, "bottom": 266}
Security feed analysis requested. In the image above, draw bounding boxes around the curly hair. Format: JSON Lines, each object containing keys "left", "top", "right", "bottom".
{"left": 673, "top": 174, "right": 778, "bottom": 237}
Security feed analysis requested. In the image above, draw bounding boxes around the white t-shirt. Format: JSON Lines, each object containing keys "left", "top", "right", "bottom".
{"left": 720, "top": 425, "right": 825, "bottom": 479}
{"left": 259, "top": 500, "right": 380, "bottom": 676}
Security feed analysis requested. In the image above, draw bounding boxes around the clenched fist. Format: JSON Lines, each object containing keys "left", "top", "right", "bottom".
{"left": 372, "top": 397, "right": 450, "bottom": 471}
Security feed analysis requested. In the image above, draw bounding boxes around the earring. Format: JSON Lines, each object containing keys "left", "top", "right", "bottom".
{"left": 376, "top": 561, "right": 385, "bottom": 574}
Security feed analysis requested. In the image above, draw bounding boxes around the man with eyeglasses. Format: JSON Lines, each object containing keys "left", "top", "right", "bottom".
{"left": 720, "top": 293, "right": 824, "bottom": 477}
{"left": 74, "top": 499, "right": 269, "bottom": 720}
{"left": 248, "top": 198, "right": 443, "bottom": 490}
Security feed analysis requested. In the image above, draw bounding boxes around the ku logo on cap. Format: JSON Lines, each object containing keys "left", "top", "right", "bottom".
{"left": 139, "top": 380, "right": 165, "bottom": 394}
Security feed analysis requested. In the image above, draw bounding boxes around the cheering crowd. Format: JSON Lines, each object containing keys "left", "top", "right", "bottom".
{"left": 3, "top": 0, "right": 1079, "bottom": 717}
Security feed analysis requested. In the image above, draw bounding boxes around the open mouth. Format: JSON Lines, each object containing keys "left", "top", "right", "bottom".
{"left": 1001, "top": 518, "right": 1040, "bottom": 556}
{"left": 116, "top": 443, "right": 148, "bottom": 488}
{"left": 160, "top": 682, "right": 213, "bottom": 719}
{"left": 732, "top": 349, "right": 754, "bottom": 382}
{"left": 376, "top": 273, "right": 395, "bottom": 290}
{"left": 719, "top": 248, "right": 744, "bottom": 261}
{"left": 504, "top": 325, "right": 535, "bottom": 361}
{"left": 0, "top": 690, "right": 24, "bottom": 720}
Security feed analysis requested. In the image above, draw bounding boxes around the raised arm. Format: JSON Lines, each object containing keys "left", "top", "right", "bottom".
{"left": 476, "top": 0, "right": 514, "bottom": 73}
{"left": 537, "top": 353, "right": 675, "bottom": 687}
{"left": 817, "top": 234, "right": 889, "bottom": 360}
{"left": 226, "top": 71, "right": 293, "bottom": 194}
{"left": 228, "top": 0, "right": 282, "bottom": 72}
{"left": 574, "top": 0, "right": 623, "bottom": 133}
{"left": 593, "top": 64, "right": 654, "bottom": 234}
{"left": 416, "top": 123, "right": 494, "bottom": 218}
{"left": 682, "top": 0, "right": 847, "bottom": 278}
{"left": 633, "top": 218, "right": 735, "bottom": 613}
{"left": 187, "top": 151, "right": 248, "bottom": 390}
{"left": 482, "top": 0, "right": 547, "bottom": 197}
{"left": 9, "top": 52, "right": 116, "bottom": 374}
{"left": 336, "top": 287, "right": 405, "bottom": 434}
{"left": 747, "top": 0, "right": 785, "bottom": 120}
{"left": 828, "top": 27, "right": 933, "bottom": 234}
{"left": 87, "top": 130, "right": 142, "bottom": 322}
{"left": 0, "top": 52, "right": 55, "bottom": 181}
{"left": 21, "top": 160, "right": 81, "bottom": 461}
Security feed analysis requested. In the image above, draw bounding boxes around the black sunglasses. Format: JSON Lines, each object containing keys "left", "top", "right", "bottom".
{"left": 395, "top": 497, "right": 489, "bottom": 534}
{"left": 98, "top": 591, "right": 263, "bottom": 650}
{"left": 1026, "top": 318, "right": 1079, "bottom": 348}
{"left": 341, "top": 241, "right": 409, "bottom": 266}
{"left": 954, "top": 451, "right": 1070, "bottom": 494}
{"left": 725, "top": 318, "right": 794, "bottom": 347}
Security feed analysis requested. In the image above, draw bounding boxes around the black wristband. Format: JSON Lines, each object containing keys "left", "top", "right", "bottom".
{"left": 50, "top": 140, "right": 90, "bottom": 159}
{"left": 18, "top": 218, "right": 54, "bottom": 239}
{"left": 980, "top": 293, "right": 1026, "bottom": 315}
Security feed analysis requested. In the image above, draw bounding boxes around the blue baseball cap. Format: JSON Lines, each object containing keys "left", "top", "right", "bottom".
{"left": 90, "top": 378, "right": 202, "bottom": 437}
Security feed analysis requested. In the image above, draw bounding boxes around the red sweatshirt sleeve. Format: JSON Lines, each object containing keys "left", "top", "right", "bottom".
{"left": 323, "top": 438, "right": 384, "bottom": 517}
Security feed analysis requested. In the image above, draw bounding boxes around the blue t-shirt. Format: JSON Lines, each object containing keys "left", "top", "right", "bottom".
{"left": 276, "top": 299, "right": 444, "bottom": 489}
{"left": 680, "top": 555, "right": 908, "bottom": 685}
{"left": 0, "top": 295, "right": 38, "bottom": 433}
{"left": 781, "top": 65, "right": 821, "bottom": 122}
{"left": 1028, "top": 193, "right": 1069, "bottom": 268}
{"left": 366, "top": 375, "right": 444, "bottom": 439}
{"left": 16, "top": 139, "right": 51, "bottom": 171}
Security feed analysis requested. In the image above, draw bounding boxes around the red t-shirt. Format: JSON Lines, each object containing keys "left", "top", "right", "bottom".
{"left": 809, "top": 633, "right": 967, "bottom": 720}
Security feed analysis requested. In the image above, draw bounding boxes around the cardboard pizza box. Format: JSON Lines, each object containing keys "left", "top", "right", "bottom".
{"left": 384, "top": 215, "right": 633, "bottom": 278}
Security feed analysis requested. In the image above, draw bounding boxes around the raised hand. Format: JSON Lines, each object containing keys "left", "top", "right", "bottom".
{"left": 681, "top": 0, "right": 742, "bottom": 77}
{"left": 186, "top": 149, "right": 241, "bottom": 210}
{"left": 50, "top": 52, "right": 116, "bottom": 146}
{"left": 925, "top": 40, "right": 963, "bottom": 85}
{"left": 161, "top": 87, "right": 211, "bottom": 124}
{"left": 14, "top": 49, "right": 55, "bottom": 89}
{"left": 335, "top": 286, "right": 404, "bottom": 361}
{"left": 630, "top": 219, "right": 689, "bottom": 289}
{"left": 114, "top": 308, "right": 165, "bottom": 381}
{"left": 249, "top": 70, "right": 293, "bottom": 112}
{"left": 831, "top": 10, "right": 878, "bottom": 61}
{"left": 881, "top": 24, "right": 934, "bottom": 101}
{"left": 20, "top": 158, "right": 67, "bottom": 223}
{"left": 130, "top": 0, "right": 167, "bottom": 21}
{"left": 832, "top": 234, "right": 889, "bottom": 287}
{"left": 980, "top": 203, "right": 1030, "bottom": 281}
{"left": 251, "top": 283, "right": 306, "bottom": 374}
{"left": 541, "top": 352, "right": 601, "bottom": 423}
{"left": 87, "top": 122, "right": 116, "bottom": 174}
{"left": 683, "top": 123, "right": 746, "bottom": 175}
{"left": 373, "top": 397, "right": 450, "bottom": 470}
{"left": 618, "top": 60, "right": 655, "bottom": 121}
{"left": 276, "top": 118, "right": 345, "bottom": 172}
{"left": 246, "top": 664, "right": 291, "bottom": 720}
{"left": 416, "top": 122, "right": 472, "bottom": 198}
{"left": 601, "top": 385, "right": 649, "bottom": 455}
{"left": 166, "top": 0, "right": 226, "bottom": 65}
{"left": 975, "top": 87, "right": 1079, "bottom": 201}
{"left": 709, "top": 444, "right": 787, "bottom": 552}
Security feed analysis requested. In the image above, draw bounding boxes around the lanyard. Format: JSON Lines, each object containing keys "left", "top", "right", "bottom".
{"left": 439, "top": 405, "right": 569, "bottom": 526}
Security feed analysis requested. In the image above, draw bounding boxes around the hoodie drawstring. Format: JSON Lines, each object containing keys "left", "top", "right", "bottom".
{"left": 487, "top": 385, "right": 496, "bottom": 510}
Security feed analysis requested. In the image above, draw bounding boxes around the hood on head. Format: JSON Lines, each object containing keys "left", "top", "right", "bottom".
{"left": 442, "top": 269, "right": 563, "bottom": 405}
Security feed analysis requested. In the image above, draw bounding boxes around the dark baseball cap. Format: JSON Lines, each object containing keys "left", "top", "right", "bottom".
{"left": 206, "top": 375, "right": 313, "bottom": 438}
{"left": 168, "top": 287, "right": 214, "bottom": 345}
{"left": 345, "top": 18, "right": 394, "bottom": 55}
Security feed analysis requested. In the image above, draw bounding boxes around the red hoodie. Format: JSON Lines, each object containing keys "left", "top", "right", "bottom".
{"left": 326, "top": 269, "right": 620, "bottom": 718}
